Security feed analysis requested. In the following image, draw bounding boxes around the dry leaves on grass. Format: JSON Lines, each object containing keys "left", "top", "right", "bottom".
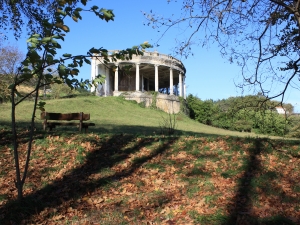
{"left": 0, "top": 134, "right": 300, "bottom": 224}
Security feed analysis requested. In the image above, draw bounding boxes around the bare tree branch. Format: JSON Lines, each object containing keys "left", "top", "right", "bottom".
{"left": 144, "top": 0, "right": 300, "bottom": 102}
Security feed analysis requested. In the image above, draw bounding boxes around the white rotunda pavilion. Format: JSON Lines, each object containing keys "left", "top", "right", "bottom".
{"left": 90, "top": 51, "right": 187, "bottom": 113}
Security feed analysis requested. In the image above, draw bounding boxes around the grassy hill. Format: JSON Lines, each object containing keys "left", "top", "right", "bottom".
{"left": 1, "top": 96, "right": 271, "bottom": 137}
{"left": 1, "top": 96, "right": 300, "bottom": 224}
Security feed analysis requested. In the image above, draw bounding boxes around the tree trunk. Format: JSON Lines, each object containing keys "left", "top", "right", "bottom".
{"left": 11, "top": 84, "right": 23, "bottom": 201}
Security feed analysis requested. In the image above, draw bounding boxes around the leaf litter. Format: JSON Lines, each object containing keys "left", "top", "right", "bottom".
{"left": 0, "top": 132, "right": 300, "bottom": 224}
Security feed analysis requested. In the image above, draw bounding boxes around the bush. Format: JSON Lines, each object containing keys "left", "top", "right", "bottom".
{"left": 50, "top": 82, "right": 74, "bottom": 99}
{"left": 159, "top": 112, "right": 177, "bottom": 135}
{"left": 0, "top": 75, "right": 13, "bottom": 103}
{"left": 254, "top": 111, "right": 287, "bottom": 136}
{"left": 233, "top": 120, "right": 252, "bottom": 132}
{"left": 286, "top": 115, "right": 300, "bottom": 138}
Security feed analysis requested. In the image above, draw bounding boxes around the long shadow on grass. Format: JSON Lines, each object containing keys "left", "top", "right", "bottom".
{"left": 223, "top": 138, "right": 298, "bottom": 225}
{"left": 0, "top": 133, "right": 179, "bottom": 224}
{"left": 88, "top": 123, "right": 234, "bottom": 140}
{"left": 0, "top": 127, "right": 45, "bottom": 147}
{"left": 0, "top": 120, "right": 223, "bottom": 148}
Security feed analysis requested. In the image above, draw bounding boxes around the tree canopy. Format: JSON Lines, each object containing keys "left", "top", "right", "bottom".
{"left": 145, "top": 0, "right": 300, "bottom": 101}
{"left": 0, "top": 43, "right": 24, "bottom": 76}
{"left": 0, "top": 0, "right": 59, "bottom": 38}
{"left": 0, "top": 0, "right": 113, "bottom": 39}
{"left": 186, "top": 94, "right": 295, "bottom": 136}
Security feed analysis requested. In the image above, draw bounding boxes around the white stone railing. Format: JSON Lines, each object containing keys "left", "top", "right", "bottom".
{"left": 106, "top": 50, "right": 186, "bottom": 74}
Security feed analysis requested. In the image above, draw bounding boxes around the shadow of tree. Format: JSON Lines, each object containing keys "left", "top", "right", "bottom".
{"left": 0, "top": 133, "right": 179, "bottom": 224}
{"left": 0, "top": 118, "right": 251, "bottom": 138}
{"left": 223, "top": 138, "right": 298, "bottom": 225}
{"left": 0, "top": 120, "right": 225, "bottom": 148}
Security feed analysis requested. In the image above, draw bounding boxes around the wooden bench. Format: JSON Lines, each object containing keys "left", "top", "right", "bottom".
{"left": 41, "top": 112, "right": 95, "bottom": 132}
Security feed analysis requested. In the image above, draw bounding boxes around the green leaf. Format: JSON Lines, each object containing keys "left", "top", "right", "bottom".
{"left": 89, "top": 48, "right": 100, "bottom": 54}
{"left": 31, "top": 34, "right": 40, "bottom": 38}
{"left": 19, "top": 73, "right": 33, "bottom": 80}
{"left": 84, "top": 58, "right": 91, "bottom": 64}
{"left": 63, "top": 53, "right": 72, "bottom": 57}
{"left": 58, "top": 64, "right": 67, "bottom": 76}
{"left": 93, "top": 74, "right": 106, "bottom": 87}
{"left": 91, "top": 6, "right": 99, "bottom": 10}
{"left": 42, "top": 37, "right": 52, "bottom": 43}
{"left": 56, "top": 8, "right": 67, "bottom": 16}
{"left": 80, "top": 0, "right": 87, "bottom": 5}
{"left": 47, "top": 48, "right": 57, "bottom": 55}
{"left": 99, "top": 9, "right": 115, "bottom": 22}
{"left": 65, "top": 6, "right": 72, "bottom": 12}
{"left": 37, "top": 101, "right": 46, "bottom": 111}
{"left": 50, "top": 39, "right": 58, "bottom": 44}
{"left": 21, "top": 68, "right": 31, "bottom": 73}
{"left": 52, "top": 35, "right": 62, "bottom": 39}
{"left": 54, "top": 43, "right": 62, "bottom": 49}
{"left": 21, "top": 59, "right": 29, "bottom": 66}
{"left": 44, "top": 74, "right": 53, "bottom": 79}
{"left": 141, "top": 41, "right": 152, "bottom": 49}
{"left": 72, "top": 16, "right": 78, "bottom": 22}
{"left": 53, "top": 78, "right": 63, "bottom": 84}
{"left": 29, "top": 43, "right": 37, "bottom": 48}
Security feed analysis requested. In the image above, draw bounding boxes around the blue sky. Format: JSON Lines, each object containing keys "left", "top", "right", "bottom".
{"left": 6, "top": 0, "right": 300, "bottom": 112}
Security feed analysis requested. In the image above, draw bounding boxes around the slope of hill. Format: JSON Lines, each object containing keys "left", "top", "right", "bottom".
{"left": 1, "top": 96, "right": 265, "bottom": 137}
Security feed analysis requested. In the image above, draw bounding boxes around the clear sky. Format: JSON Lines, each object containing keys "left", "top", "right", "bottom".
{"left": 5, "top": 0, "right": 300, "bottom": 112}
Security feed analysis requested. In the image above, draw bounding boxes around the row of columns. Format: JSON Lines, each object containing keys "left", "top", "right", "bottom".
{"left": 114, "top": 63, "right": 186, "bottom": 98}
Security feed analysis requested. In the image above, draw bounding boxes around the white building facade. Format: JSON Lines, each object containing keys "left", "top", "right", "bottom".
{"left": 90, "top": 51, "right": 186, "bottom": 98}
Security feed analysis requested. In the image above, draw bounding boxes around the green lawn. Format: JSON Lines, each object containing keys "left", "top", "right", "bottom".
{"left": 0, "top": 96, "right": 274, "bottom": 137}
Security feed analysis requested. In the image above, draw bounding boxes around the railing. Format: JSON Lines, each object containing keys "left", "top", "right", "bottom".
{"left": 106, "top": 50, "right": 185, "bottom": 71}
{"left": 141, "top": 51, "right": 183, "bottom": 67}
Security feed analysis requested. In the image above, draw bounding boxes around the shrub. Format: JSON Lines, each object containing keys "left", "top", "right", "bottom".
{"left": 159, "top": 112, "right": 177, "bottom": 135}
{"left": 50, "top": 82, "right": 74, "bottom": 99}
{"left": 0, "top": 75, "right": 13, "bottom": 103}
{"left": 233, "top": 120, "right": 252, "bottom": 132}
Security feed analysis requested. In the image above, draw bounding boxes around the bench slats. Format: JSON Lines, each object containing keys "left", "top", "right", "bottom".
{"left": 41, "top": 112, "right": 90, "bottom": 120}
{"left": 41, "top": 112, "right": 95, "bottom": 132}
{"left": 45, "top": 122, "right": 95, "bottom": 126}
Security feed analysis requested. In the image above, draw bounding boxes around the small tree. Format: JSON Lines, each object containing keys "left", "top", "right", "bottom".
{"left": 8, "top": 0, "right": 151, "bottom": 201}
{"left": 159, "top": 112, "right": 177, "bottom": 135}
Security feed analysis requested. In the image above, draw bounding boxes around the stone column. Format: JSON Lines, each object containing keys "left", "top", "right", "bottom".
{"left": 142, "top": 74, "right": 144, "bottom": 92}
{"left": 95, "top": 64, "right": 100, "bottom": 95}
{"left": 136, "top": 63, "right": 140, "bottom": 91}
{"left": 183, "top": 75, "right": 186, "bottom": 99}
{"left": 90, "top": 57, "right": 96, "bottom": 92}
{"left": 179, "top": 73, "right": 183, "bottom": 97}
{"left": 147, "top": 78, "right": 150, "bottom": 91}
{"left": 155, "top": 64, "right": 159, "bottom": 92}
{"left": 169, "top": 68, "right": 173, "bottom": 95}
{"left": 114, "top": 64, "right": 119, "bottom": 92}
{"left": 105, "top": 67, "right": 108, "bottom": 96}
